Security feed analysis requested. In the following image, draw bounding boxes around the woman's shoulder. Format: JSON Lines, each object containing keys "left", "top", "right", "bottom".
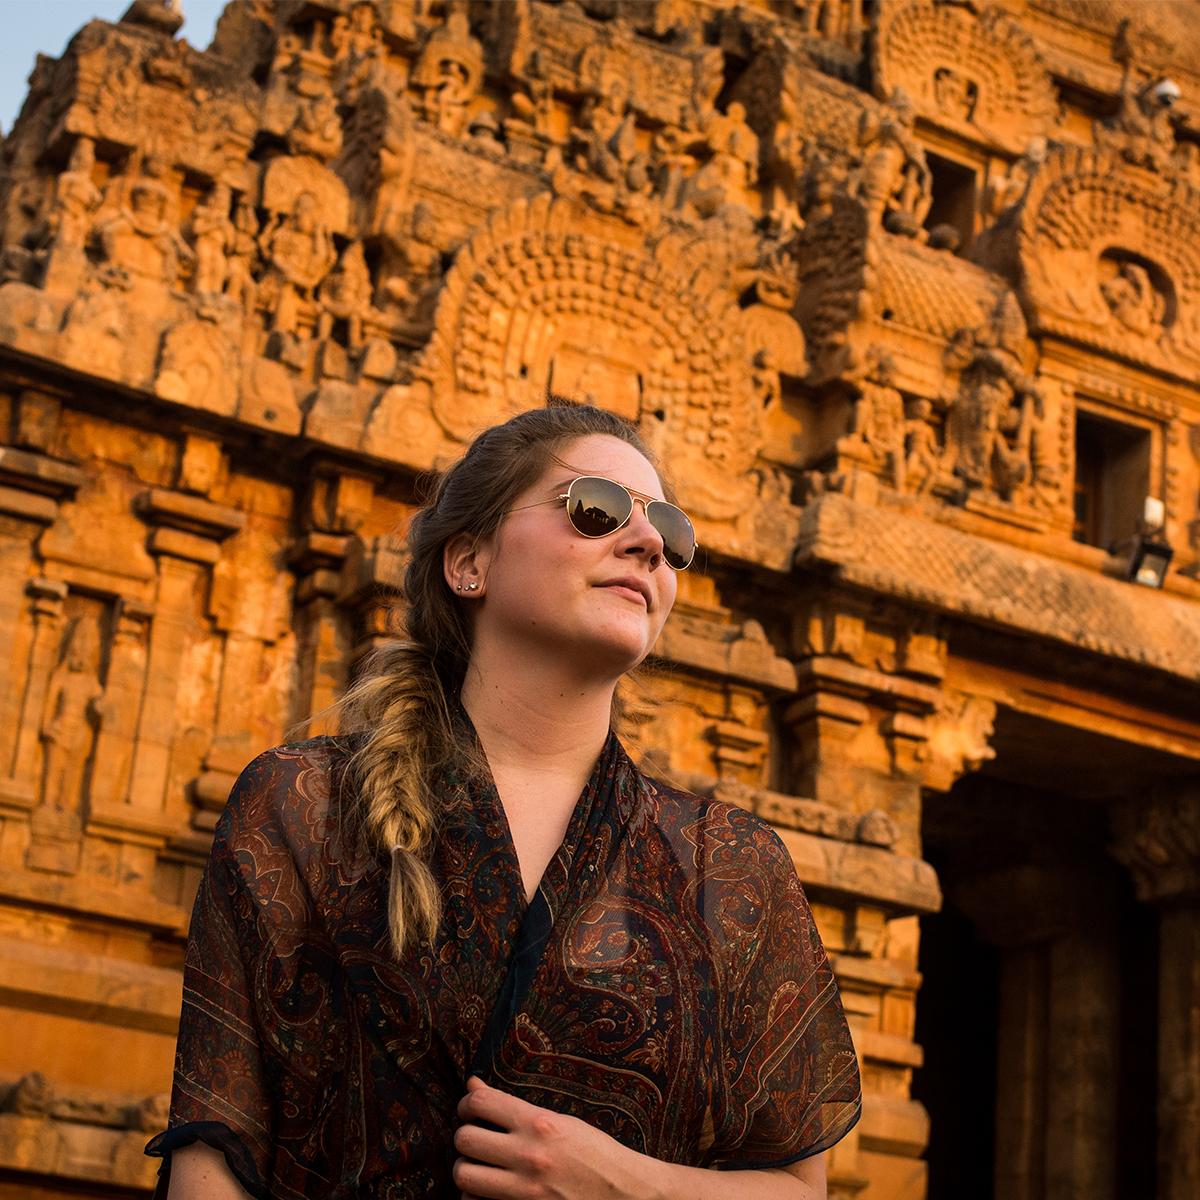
{"left": 217, "top": 734, "right": 357, "bottom": 851}
{"left": 637, "top": 770, "right": 796, "bottom": 874}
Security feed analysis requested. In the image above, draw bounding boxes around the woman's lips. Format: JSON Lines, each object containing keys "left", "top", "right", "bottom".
{"left": 599, "top": 583, "right": 649, "bottom": 607}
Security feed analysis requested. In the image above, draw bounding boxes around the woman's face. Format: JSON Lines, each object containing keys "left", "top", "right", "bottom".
{"left": 464, "top": 434, "right": 679, "bottom": 682}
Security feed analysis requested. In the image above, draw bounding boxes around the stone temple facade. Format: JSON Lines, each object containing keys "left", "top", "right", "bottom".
{"left": 0, "top": 0, "right": 1197, "bottom": 1196}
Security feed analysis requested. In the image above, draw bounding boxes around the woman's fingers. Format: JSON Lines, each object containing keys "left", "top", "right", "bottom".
{"left": 452, "top": 1156, "right": 516, "bottom": 1199}
{"left": 456, "top": 1077, "right": 541, "bottom": 1128}
{"left": 453, "top": 1120, "right": 516, "bottom": 1167}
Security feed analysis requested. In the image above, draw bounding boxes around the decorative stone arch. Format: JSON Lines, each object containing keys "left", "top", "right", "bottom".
{"left": 414, "top": 192, "right": 782, "bottom": 521}
{"left": 873, "top": 1, "right": 1057, "bottom": 154}
{"left": 1014, "top": 145, "right": 1200, "bottom": 375}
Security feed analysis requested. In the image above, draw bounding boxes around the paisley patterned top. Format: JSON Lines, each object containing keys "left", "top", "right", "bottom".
{"left": 146, "top": 731, "right": 861, "bottom": 1198}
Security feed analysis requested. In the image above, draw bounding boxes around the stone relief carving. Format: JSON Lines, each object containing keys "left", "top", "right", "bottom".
{"left": 399, "top": 190, "right": 771, "bottom": 525}
{"left": 847, "top": 89, "right": 931, "bottom": 237}
{"left": 37, "top": 614, "right": 104, "bottom": 816}
{"left": 412, "top": 9, "right": 483, "bottom": 137}
{"left": 39, "top": 137, "right": 102, "bottom": 292}
{"left": 94, "top": 159, "right": 195, "bottom": 295}
{"left": 258, "top": 193, "right": 337, "bottom": 337}
{"left": 1010, "top": 143, "right": 1200, "bottom": 375}
{"left": 944, "top": 297, "right": 1056, "bottom": 508}
{"left": 873, "top": 0, "right": 1057, "bottom": 154}
{"left": 188, "top": 183, "right": 235, "bottom": 302}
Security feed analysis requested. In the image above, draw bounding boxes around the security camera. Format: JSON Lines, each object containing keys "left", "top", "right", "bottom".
{"left": 1149, "top": 78, "right": 1182, "bottom": 108}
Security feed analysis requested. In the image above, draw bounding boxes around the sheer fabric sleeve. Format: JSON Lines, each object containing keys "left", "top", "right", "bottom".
{"left": 145, "top": 748, "right": 320, "bottom": 1199}
{"left": 703, "top": 807, "right": 862, "bottom": 1170}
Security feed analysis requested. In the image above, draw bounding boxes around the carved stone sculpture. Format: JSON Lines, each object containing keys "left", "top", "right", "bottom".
{"left": 188, "top": 183, "right": 234, "bottom": 300}
{"left": 95, "top": 161, "right": 195, "bottom": 292}
{"left": 258, "top": 193, "right": 337, "bottom": 336}
{"left": 38, "top": 617, "right": 103, "bottom": 814}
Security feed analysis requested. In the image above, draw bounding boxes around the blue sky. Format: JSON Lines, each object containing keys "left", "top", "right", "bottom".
{"left": 1, "top": 1, "right": 226, "bottom": 134}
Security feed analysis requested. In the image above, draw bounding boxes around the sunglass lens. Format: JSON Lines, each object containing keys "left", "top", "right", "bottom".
{"left": 647, "top": 501, "right": 696, "bottom": 570}
{"left": 567, "top": 477, "right": 632, "bottom": 537}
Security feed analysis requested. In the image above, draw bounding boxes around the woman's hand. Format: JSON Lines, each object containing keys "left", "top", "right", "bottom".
{"left": 453, "top": 1075, "right": 641, "bottom": 1199}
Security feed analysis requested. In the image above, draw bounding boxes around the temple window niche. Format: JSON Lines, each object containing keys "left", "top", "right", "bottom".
{"left": 1072, "top": 408, "right": 1153, "bottom": 551}
{"left": 923, "top": 151, "right": 978, "bottom": 255}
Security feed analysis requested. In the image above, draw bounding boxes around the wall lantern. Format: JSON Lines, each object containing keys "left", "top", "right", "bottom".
{"left": 1124, "top": 497, "right": 1172, "bottom": 589}
{"left": 1126, "top": 536, "right": 1173, "bottom": 588}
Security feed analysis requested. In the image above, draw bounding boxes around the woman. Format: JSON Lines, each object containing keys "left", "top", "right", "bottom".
{"left": 147, "top": 403, "right": 861, "bottom": 1199}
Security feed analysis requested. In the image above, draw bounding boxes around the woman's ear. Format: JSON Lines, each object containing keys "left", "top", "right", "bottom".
{"left": 443, "top": 532, "right": 487, "bottom": 597}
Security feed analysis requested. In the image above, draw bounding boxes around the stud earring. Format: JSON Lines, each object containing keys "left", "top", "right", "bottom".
{"left": 466, "top": 582, "right": 478, "bottom": 591}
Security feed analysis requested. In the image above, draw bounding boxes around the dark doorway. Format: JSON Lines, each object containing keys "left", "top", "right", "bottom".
{"left": 916, "top": 770, "right": 1160, "bottom": 1200}
{"left": 912, "top": 842, "right": 998, "bottom": 1200}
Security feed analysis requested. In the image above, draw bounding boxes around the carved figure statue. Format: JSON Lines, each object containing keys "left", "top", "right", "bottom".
{"left": 933, "top": 66, "right": 979, "bottom": 123}
{"left": 259, "top": 193, "right": 337, "bottom": 335}
{"left": 318, "top": 241, "right": 372, "bottom": 348}
{"left": 950, "top": 360, "right": 1039, "bottom": 499}
{"left": 39, "top": 137, "right": 102, "bottom": 292}
{"left": 983, "top": 136, "right": 1047, "bottom": 219}
{"left": 904, "top": 398, "right": 941, "bottom": 495}
{"left": 1101, "top": 260, "right": 1166, "bottom": 336}
{"left": 509, "top": 55, "right": 556, "bottom": 137}
{"left": 332, "top": 2, "right": 384, "bottom": 66}
{"left": 574, "top": 83, "right": 637, "bottom": 184}
{"left": 224, "top": 197, "right": 259, "bottom": 311}
{"left": 189, "top": 183, "right": 234, "bottom": 299}
{"left": 96, "top": 161, "right": 195, "bottom": 289}
{"left": 1096, "top": 77, "right": 1181, "bottom": 174}
{"left": 680, "top": 102, "right": 760, "bottom": 219}
{"left": 412, "top": 10, "right": 484, "bottom": 137}
{"left": 47, "top": 138, "right": 101, "bottom": 254}
{"left": 373, "top": 95, "right": 416, "bottom": 242}
{"left": 288, "top": 91, "right": 343, "bottom": 162}
{"left": 39, "top": 618, "right": 104, "bottom": 813}
{"left": 850, "top": 90, "right": 932, "bottom": 235}
{"left": 562, "top": 80, "right": 653, "bottom": 221}
{"left": 855, "top": 376, "right": 907, "bottom": 490}
{"left": 379, "top": 202, "right": 442, "bottom": 315}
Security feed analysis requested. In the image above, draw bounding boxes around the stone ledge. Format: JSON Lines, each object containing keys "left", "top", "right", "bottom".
{"left": 796, "top": 493, "right": 1200, "bottom": 683}
{"left": 0, "top": 1112, "right": 158, "bottom": 1190}
{"left": 858, "top": 1092, "right": 930, "bottom": 1159}
{"left": 0, "top": 937, "right": 181, "bottom": 1036}
{"left": 776, "top": 826, "right": 942, "bottom": 916}
{"left": 0, "top": 870, "right": 187, "bottom": 936}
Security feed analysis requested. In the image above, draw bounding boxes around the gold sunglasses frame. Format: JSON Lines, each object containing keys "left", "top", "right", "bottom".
{"left": 506, "top": 475, "right": 698, "bottom": 570}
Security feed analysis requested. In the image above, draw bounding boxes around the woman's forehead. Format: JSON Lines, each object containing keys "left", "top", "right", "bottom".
{"left": 545, "top": 434, "right": 664, "bottom": 496}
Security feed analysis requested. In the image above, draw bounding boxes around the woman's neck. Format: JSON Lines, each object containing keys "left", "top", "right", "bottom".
{"left": 459, "top": 651, "right": 614, "bottom": 783}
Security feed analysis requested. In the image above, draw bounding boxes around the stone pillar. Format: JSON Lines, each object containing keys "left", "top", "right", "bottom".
{"left": 289, "top": 468, "right": 386, "bottom": 732}
{"left": 0, "top": 425, "right": 85, "bottom": 792}
{"left": 993, "top": 945, "right": 1046, "bottom": 1200}
{"left": 88, "top": 598, "right": 153, "bottom": 810}
{"left": 288, "top": 531, "right": 354, "bottom": 737}
{"left": 954, "top": 861, "right": 1121, "bottom": 1200}
{"left": 1111, "top": 786, "right": 1200, "bottom": 1200}
{"left": 128, "top": 489, "right": 244, "bottom": 812}
{"left": 1044, "top": 921, "right": 1119, "bottom": 1200}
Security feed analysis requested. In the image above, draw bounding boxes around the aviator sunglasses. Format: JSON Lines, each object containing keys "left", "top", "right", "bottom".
{"left": 508, "top": 475, "right": 697, "bottom": 569}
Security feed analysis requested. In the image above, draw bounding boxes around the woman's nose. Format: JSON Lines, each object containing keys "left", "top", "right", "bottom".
{"left": 619, "top": 499, "right": 665, "bottom": 563}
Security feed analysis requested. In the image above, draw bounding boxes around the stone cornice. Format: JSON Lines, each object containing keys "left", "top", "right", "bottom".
{"left": 795, "top": 493, "right": 1200, "bottom": 685}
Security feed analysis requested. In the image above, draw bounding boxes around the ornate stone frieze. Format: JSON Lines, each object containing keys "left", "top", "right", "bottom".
{"left": 1008, "top": 144, "right": 1200, "bottom": 378}
{"left": 873, "top": 1, "right": 1058, "bottom": 154}
{"left": 795, "top": 492, "right": 1200, "bottom": 679}
{"left": 403, "top": 191, "right": 782, "bottom": 524}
